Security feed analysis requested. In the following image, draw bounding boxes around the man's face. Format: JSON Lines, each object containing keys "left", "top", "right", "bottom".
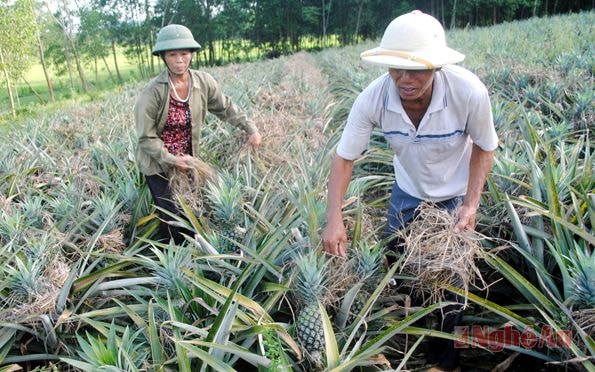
{"left": 164, "top": 50, "right": 192, "bottom": 76}
{"left": 389, "top": 68, "right": 436, "bottom": 102}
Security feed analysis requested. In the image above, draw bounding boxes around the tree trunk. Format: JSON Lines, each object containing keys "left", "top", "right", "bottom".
{"left": 450, "top": 0, "right": 457, "bottom": 29}
{"left": 37, "top": 31, "right": 54, "bottom": 103}
{"left": 354, "top": 0, "right": 364, "bottom": 42}
{"left": 111, "top": 40, "right": 122, "bottom": 82}
{"left": 22, "top": 77, "right": 45, "bottom": 103}
{"left": 70, "top": 39, "right": 89, "bottom": 93}
{"left": 94, "top": 57, "right": 100, "bottom": 88}
{"left": 208, "top": 40, "right": 215, "bottom": 66}
{"left": 101, "top": 55, "right": 115, "bottom": 83}
{"left": 0, "top": 47, "right": 16, "bottom": 117}
{"left": 321, "top": 0, "right": 332, "bottom": 47}
{"left": 134, "top": 37, "right": 147, "bottom": 78}
{"left": 145, "top": 0, "right": 154, "bottom": 74}
{"left": 56, "top": 0, "right": 86, "bottom": 92}
{"left": 63, "top": 30, "right": 75, "bottom": 91}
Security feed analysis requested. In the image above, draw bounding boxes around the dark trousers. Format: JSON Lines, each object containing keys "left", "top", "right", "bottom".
{"left": 145, "top": 174, "right": 193, "bottom": 244}
{"left": 386, "top": 181, "right": 464, "bottom": 370}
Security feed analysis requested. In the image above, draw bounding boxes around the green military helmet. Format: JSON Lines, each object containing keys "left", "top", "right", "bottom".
{"left": 152, "top": 24, "right": 201, "bottom": 56}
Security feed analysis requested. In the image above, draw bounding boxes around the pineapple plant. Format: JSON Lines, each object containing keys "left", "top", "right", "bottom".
{"left": 348, "top": 242, "right": 385, "bottom": 323}
{"left": 293, "top": 251, "right": 330, "bottom": 364}
{"left": 206, "top": 172, "right": 246, "bottom": 253}
{"left": 569, "top": 247, "right": 595, "bottom": 309}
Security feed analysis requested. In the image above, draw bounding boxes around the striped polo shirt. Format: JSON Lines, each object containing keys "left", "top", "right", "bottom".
{"left": 337, "top": 65, "right": 498, "bottom": 201}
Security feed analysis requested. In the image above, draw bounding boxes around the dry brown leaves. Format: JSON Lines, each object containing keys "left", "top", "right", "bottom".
{"left": 168, "top": 157, "right": 217, "bottom": 211}
{"left": 98, "top": 228, "right": 126, "bottom": 253}
{"left": 397, "top": 202, "right": 486, "bottom": 307}
{"left": 1, "top": 256, "right": 70, "bottom": 322}
{"left": 251, "top": 52, "right": 330, "bottom": 168}
{"left": 573, "top": 308, "right": 595, "bottom": 337}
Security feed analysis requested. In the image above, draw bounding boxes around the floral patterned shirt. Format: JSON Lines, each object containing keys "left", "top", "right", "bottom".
{"left": 160, "top": 96, "right": 192, "bottom": 156}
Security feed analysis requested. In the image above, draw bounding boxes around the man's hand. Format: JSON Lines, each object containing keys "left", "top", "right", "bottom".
{"left": 455, "top": 144, "right": 494, "bottom": 233}
{"left": 247, "top": 132, "right": 262, "bottom": 149}
{"left": 322, "top": 155, "right": 355, "bottom": 257}
{"left": 454, "top": 204, "right": 477, "bottom": 233}
{"left": 322, "top": 214, "right": 348, "bottom": 257}
{"left": 175, "top": 155, "right": 194, "bottom": 170}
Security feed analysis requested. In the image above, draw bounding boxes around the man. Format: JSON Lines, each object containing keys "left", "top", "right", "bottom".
{"left": 321, "top": 10, "right": 498, "bottom": 372}
{"left": 135, "top": 24, "right": 261, "bottom": 243}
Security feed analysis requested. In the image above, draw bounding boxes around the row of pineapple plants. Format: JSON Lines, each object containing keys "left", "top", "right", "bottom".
{"left": 0, "top": 10, "right": 593, "bottom": 371}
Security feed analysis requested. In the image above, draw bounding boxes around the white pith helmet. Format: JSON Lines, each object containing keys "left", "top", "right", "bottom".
{"left": 360, "top": 10, "right": 465, "bottom": 70}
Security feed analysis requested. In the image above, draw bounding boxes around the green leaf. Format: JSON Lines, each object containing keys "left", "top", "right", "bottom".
{"left": 319, "top": 301, "right": 339, "bottom": 369}
{"left": 168, "top": 294, "right": 192, "bottom": 372}
{"left": 72, "top": 261, "right": 132, "bottom": 293}
{"left": 174, "top": 342, "right": 236, "bottom": 372}
{"left": 147, "top": 301, "right": 165, "bottom": 369}
{"left": 179, "top": 340, "right": 272, "bottom": 369}
{"left": 355, "top": 302, "right": 444, "bottom": 357}
{"left": 483, "top": 253, "right": 557, "bottom": 315}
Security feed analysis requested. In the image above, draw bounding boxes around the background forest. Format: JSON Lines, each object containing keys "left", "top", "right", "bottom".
{"left": 0, "top": 0, "right": 593, "bottom": 117}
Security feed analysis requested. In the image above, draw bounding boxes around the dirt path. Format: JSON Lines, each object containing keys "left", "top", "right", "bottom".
{"left": 250, "top": 52, "right": 331, "bottom": 167}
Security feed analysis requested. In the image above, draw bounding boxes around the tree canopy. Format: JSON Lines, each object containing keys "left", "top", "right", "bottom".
{"left": 0, "top": 0, "right": 592, "bottom": 116}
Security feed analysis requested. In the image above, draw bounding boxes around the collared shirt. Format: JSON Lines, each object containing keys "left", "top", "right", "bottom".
{"left": 135, "top": 69, "right": 258, "bottom": 176}
{"left": 337, "top": 65, "right": 498, "bottom": 201}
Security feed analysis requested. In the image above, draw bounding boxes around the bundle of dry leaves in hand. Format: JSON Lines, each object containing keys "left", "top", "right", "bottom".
{"left": 168, "top": 157, "right": 217, "bottom": 211}
{"left": 397, "top": 202, "right": 486, "bottom": 307}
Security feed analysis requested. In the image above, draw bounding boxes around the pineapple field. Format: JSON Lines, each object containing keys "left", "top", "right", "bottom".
{"left": 0, "top": 11, "right": 593, "bottom": 371}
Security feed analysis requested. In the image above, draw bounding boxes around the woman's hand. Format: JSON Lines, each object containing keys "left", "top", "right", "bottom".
{"left": 247, "top": 132, "right": 262, "bottom": 148}
{"left": 175, "top": 155, "right": 194, "bottom": 170}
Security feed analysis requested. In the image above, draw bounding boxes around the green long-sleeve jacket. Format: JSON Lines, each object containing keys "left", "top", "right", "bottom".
{"left": 134, "top": 69, "right": 257, "bottom": 175}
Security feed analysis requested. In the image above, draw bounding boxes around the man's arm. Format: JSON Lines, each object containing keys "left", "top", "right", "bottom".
{"left": 322, "top": 155, "right": 355, "bottom": 257}
{"left": 454, "top": 143, "right": 494, "bottom": 232}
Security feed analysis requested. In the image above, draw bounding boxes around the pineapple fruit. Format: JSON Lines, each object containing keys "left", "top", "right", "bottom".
{"left": 206, "top": 172, "right": 245, "bottom": 252}
{"left": 293, "top": 251, "right": 330, "bottom": 362}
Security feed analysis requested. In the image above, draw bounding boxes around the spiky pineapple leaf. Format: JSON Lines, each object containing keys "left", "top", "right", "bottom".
{"left": 319, "top": 300, "right": 340, "bottom": 369}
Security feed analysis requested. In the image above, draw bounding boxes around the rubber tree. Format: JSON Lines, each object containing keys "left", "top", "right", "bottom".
{"left": 0, "top": 0, "right": 37, "bottom": 117}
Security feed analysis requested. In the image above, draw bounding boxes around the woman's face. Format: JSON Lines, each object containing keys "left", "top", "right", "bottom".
{"left": 164, "top": 50, "right": 192, "bottom": 76}
{"left": 388, "top": 68, "right": 436, "bottom": 103}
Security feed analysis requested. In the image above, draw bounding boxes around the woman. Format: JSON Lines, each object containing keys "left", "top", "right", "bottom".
{"left": 134, "top": 24, "right": 261, "bottom": 243}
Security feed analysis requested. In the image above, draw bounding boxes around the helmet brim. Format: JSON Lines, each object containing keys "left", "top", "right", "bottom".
{"left": 152, "top": 40, "right": 201, "bottom": 56}
{"left": 360, "top": 47, "right": 465, "bottom": 69}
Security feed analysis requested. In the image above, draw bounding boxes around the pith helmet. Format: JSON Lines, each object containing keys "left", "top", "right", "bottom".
{"left": 152, "top": 24, "right": 201, "bottom": 56}
{"left": 360, "top": 10, "right": 464, "bottom": 70}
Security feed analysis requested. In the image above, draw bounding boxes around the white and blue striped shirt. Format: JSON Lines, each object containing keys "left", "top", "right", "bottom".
{"left": 337, "top": 65, "right": 498, "bottom": 201}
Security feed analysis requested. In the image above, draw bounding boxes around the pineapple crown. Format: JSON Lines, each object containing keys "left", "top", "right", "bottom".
{"left": 206, "top": 172, "right": 243, "bottom": 223}
{"left": 294, "top": 252, "right": 330, "bottom": 305}
{"left": 351, "top": 242, "right": 385, "bottom": 293}
{"left": 569, "top": 248, "right": 595, "bottom": 308}
{"left": 352, "top": 242, "right": 384, "bottom": 279}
